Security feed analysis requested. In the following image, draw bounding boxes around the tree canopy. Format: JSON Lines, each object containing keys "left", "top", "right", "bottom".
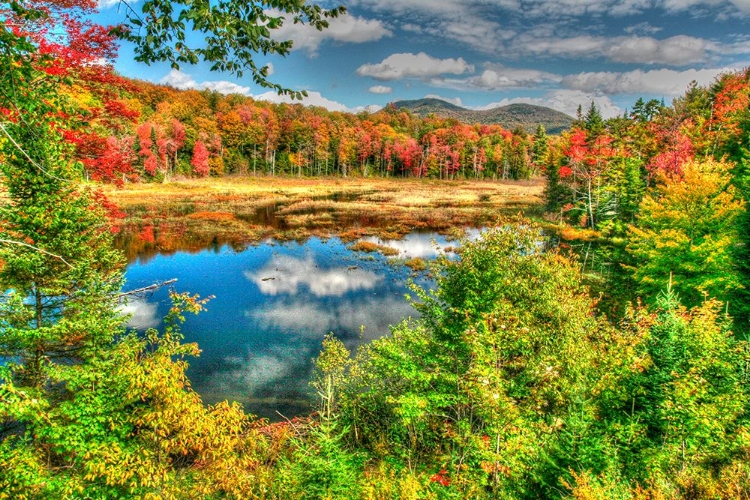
{"left": 113, "top": 0, "right": 346, "bottom": 98}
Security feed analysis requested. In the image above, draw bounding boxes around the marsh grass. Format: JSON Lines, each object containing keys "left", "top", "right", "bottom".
{"left": 348, "top": 241, "right": 401, "bottom": 256}
{"left": 187, "top": 211, "right": 235, "bottom": 221}
{"left": 403, "top": 257, "right": 427, "bottom": 271}
{"left": 102, "top": 177, "right": 544, "bottom": 260}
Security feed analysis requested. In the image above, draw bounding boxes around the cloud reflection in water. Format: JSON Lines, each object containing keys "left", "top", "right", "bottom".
{"left": 123, "top": 236, "right": 438, "bottom": 419}
{"left": 250, "top": 295, "right": 416, "bottom": 343}
{"left": 246, "top": 253, "right": 383, "bottom": 297}
{"left": 120, "top": 297, "right": 160, "bottom": 330}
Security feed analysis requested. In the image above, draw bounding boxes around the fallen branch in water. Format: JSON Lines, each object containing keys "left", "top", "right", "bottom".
{"left": 118, "top": 279, "right": 178, "bottom": 299}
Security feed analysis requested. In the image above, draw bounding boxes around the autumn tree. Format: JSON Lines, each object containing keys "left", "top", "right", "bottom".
{"left": 560, "top": 127, "right": 618, "bottom": 228}
{"left": 626, "top": 158, "right": 744, "bottom": 308}
{"left": 544, "top": 145, "right": 571, "bottom": 213}
{"left": 191, "top": 140, "right": 210, "bottom": 177}
{"left": 503, "top": 129, "right": 531, "bottom": 180}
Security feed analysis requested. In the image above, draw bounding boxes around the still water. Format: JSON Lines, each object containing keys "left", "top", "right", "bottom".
{"left": 122, "top": 233, "right": 459, "bottom": 420}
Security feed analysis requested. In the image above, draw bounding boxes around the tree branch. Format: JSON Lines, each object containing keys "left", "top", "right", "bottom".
{"left": 0, "top": 238, "right": 72, "bottom": 267}
{"left": 0, "top": 121, "right": 69, "bottom": 182}
{"left": 118, "top": 278, "right": 178, "bottom": 299}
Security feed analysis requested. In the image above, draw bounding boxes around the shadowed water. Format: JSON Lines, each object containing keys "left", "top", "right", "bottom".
{"left": 122, "top": 233, "right": 457, "bottom": 420}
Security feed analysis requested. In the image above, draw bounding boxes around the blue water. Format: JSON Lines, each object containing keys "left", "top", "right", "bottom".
{"left": 122, "top": 233, "right": 451, "bottom": 420}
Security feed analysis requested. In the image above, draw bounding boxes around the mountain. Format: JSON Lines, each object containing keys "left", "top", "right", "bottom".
{"left": 389, "top": 98, "right": 574, "bottom": 134}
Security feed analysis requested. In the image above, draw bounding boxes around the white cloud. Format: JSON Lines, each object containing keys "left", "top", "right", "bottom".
{"left": 561, "top": 67, "right": 735, "bottom": 96}
{"left": 608, "top": 35, "right": 712, "bottom": 65}
{"left": 272, "top": 11, "right": 392, "bottom": 55}
{"left": 159, "top": 69, "right": 251, "bottom": 94}
{"left": 517, "top": 34, "right": 714, "bottom": 66}
{"left": 400, "top": 23, "right": 425, "bottom": 34}
{"left": 424, "top": 94, "right": 463, "bottom": 107}
{"left": 721, "top": 38, "right": 750, "bottom": 55}
{"left": 159, "top": 70, "right": 369, "bottom": 113}
{"left": 202, "top": 80, "right": 253, "bottom": 95}
{"left": 418, "top": 18, "right": 516, "bottom": 54}
{"left": 254, "top": 90, "right": 352, "bottom": 112}
{"left": 159, "top": 69, "right": 198, "bottom": 89}
{"left": 522, "top": 0, "right": 651, "bottom": 17}
{"left": 199, "top": 343, "right": 316, "bottom": 403}
{"left": 350, "top": 0, "right": 748, "bottom": 18}
{"left": 362, "top": 232, "right": 448, "bottom": 259}
{"left": 356, "top": 52, "right": 474, "bottom": 80}
{"left": 659, "top": 0, "right": 742, "bottom": 13}
{"left": 349, "top": 0, "right": 486, "bottom": 16}
{"left": 354, "top": 104, "right": 386, "bottom": 113}
{"left": 250, "top": 296, "right": 414, "bottom": 343}
{"left": 369, "top": 85, "right": 393, "bottom": 94}
{"left": 730, "top": 0, "right": 750, "bottom": 12}
{"left": 436, "top": 64, "right": 561, "bottom": 91}
{"left": 254, "top": 90, "right": 383, "bottom": 113}
{"left": 624, "top": 22, "right": 663, "bottom": 35}
{"left": 521, "top": 35, "right": 607, "bottom": 58}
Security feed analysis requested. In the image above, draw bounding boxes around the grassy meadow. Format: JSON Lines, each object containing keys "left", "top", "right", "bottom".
{"left": 101, "top": 176, "right": 545, "bottom": 259}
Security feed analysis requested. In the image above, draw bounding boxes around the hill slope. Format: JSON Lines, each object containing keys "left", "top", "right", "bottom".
{"left": 390, "top": 98, "right": 574, "bottom": 134}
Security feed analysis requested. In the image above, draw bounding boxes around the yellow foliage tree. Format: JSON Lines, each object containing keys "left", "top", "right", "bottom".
{"left": 626, "top": 158, "right": 744, "bottom": 308}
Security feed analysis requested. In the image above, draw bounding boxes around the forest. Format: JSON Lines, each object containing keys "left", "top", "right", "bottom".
{"left": 63, "top": 68, "right": 545, "bottom": 183}
{"left": 1, "top": 0, "right": 749, "bottom": 498}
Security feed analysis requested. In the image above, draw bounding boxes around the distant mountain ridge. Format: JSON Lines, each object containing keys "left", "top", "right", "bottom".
{"left": 389, "top": 98, "right": 574, "bottom": 134}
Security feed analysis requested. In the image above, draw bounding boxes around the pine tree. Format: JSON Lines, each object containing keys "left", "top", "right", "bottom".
{"left": 584, "top": 101, "right": 605, "bottom": 137}
{"left": 544, "top": 149, "right": 570, "bottom": 213}
{"left": 531, "top": 124, "right": 549, "bottom": 176}
{"left": 0, "top": 5, "right": 126, "bottom": 493}
{"left": 0, "top": 3, "right": 124, "bottom": 390}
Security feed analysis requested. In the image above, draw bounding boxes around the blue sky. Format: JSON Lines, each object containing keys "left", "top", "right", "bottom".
{"left": 99, "top": 0, "right": 750, "bottom": 118}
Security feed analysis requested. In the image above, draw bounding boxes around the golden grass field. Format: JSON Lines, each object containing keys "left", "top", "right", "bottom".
{"left": 100, "top": 176, "right": 545, "bottom": 260}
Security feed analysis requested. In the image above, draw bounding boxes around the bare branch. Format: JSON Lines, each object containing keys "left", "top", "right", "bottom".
{"left": 0, "top": 238, "right": 72, "bottom": 267}
{"left": 0, "top": 121, "right": 69, "bottom": 182}
{"left": 118, "top": 278, "right": 178, "bottom": 300}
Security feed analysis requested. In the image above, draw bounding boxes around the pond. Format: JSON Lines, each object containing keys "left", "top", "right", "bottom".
{"left": 121, "top": 232, "right": 465, "bottom": 420}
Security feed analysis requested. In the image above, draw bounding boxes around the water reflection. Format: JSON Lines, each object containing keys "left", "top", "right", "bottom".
{"left": 362, "top": 232, "right": 449, "bottom": 259}
{"left": 118, "top": 297, "right": 160, "bottom": 330}
{"left": 362, "top": 228, "right": 483, "bottom": 259}
{"left": 250, "top": 295, "right": 415, "bottom": 343}
{"left": 123, "top": 236, "right": 435, "bottom": 420}
{"left": 246, "top": 254, "right": 383, "bottom": 297}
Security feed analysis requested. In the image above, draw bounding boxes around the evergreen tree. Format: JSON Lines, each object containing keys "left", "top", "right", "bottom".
{"left": 0, "top": 2, "right": 124, "bottom": 390}
{"left": 531, "top": 124, "right": 549, "bottom": 176}
{"left": 573, "top": 104, "right": 584, "bottom": 128}
{"left": 0, "top": 4, "right": 126, "bottom": 492}
{"left": 584, "top": 101, "right": 605, "bottom": 137}
{"left": 544, "top": 148, "right": 571, "bottom": 213}
{"left": 728, "top": 150, "right": 750, "bottom": 337}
